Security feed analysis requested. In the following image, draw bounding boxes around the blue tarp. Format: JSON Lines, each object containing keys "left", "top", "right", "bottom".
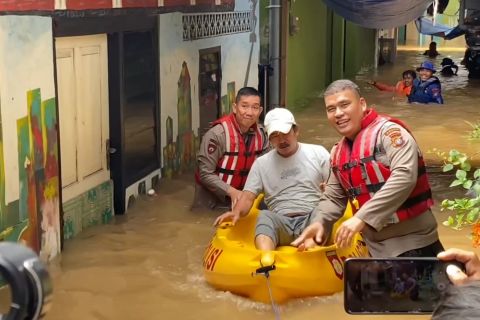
{"left": 322, "top": 0, "right": 434, "bottom": 29}
{"left": 415, "top": 17, "right": 466, "bottom": 40}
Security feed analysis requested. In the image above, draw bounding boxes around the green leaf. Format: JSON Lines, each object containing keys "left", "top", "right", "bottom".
{"left": 448, "top": 216, "right": 455, "bottom": 225}
{"left": 443, "top": 163, "right": 454, "bottom": 172}
{"left": 473, "top": 183, "right": 480, "bottom": 196}
{"left": 467, "top": 208, "right": 480, "bottom": 223}
{"left": 461, "top": 162, "right": 472, "bottom": 172}
{"left": 456, "top": 170, "right": 467, "bottom": 180}
{"left": 450, "top": 180, "right": 463, "bottom": 187}
{"left": 474, "top": 169, "right": 480, "bottom": 179}
{"left": 442, "top": 220, "right": 451, "bottom": 226}
{"left": 449, "top": 149, "right": 460, "bottom": 158}
{"left": 463, "top": 180, "right": 473, "bottom": 190}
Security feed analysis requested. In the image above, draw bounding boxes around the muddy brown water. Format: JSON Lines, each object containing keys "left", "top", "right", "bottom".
{"left": 46, "top": 50, "right": 480, "bottom": 320}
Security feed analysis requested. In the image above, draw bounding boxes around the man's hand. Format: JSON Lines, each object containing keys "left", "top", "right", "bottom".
{"left": 334, "top": 216, "right": 365, "bottom": 248}
{"left": 291, "top": 222, "right": 326, "bottom": 251}
{"left": 213, "top": 211, "right": 241, "bottom": 227}
{"left": 227, "top": 187, "right": 242, "bottom": 208}
{"left": 438, "top": 248, "right": 480, "bottom": 286}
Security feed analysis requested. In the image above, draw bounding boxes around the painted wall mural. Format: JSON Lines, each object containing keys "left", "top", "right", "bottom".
{"left": 220, "top": 81, "right": 236, "bottom": 116}
{"left": 4, "top": 89, "right": 61, "bottom": 260}
{"left": 162, "top": 62, "right": 199, "bottom": 178}
{"left": 0, "top": 16, "right": 60, "bottom": 259}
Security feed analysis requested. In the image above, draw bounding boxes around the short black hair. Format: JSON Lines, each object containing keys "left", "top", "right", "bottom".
{"left": 402, "top": 70, "right": 417, "bottom": 79}
{"left": 235, "top": 87, "right": 261, "bottom": 103}
{"left": 323, "top": 79, "right": 361, "bottom": 98}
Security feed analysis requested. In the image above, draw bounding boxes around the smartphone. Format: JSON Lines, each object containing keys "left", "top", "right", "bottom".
{"left": 344, "top": 257, "right": 464, "bottom": 314}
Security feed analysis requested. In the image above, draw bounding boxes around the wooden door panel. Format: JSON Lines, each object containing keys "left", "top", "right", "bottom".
{"left": 78, "top": 46, "right": 103, "bottom": 177}
{"left": 55, "top": 35, "right": 109, "bottom": 202}
{"left": 56, "top": 48, "right": 78, "bottom": 187}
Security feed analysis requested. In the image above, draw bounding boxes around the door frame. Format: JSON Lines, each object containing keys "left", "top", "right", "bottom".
{"left": 108, "top": 27, "right": 160, "bottom": 214}
{"left": 198, "top": 46, "right": 222, "bottom": 135}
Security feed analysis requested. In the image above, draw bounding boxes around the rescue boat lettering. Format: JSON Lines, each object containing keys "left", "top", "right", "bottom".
{"left": 340, "top": 239, "right": 369, "bottom": 262}
{"left": 203, "top": 242, "right": 224, "bottom": 271}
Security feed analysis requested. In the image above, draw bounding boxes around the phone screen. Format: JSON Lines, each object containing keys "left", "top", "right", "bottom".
{"left": 344, "top": 258, "right": 453, "bottom": 314}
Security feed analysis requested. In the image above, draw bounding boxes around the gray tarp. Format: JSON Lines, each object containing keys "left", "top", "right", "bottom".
{"left": 323, "top": 0, "right": 434, "bottom": 29}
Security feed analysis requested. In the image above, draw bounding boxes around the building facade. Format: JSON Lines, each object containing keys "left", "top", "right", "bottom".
{"left": 0, "top": 0, "right": 259, "bottom": 260}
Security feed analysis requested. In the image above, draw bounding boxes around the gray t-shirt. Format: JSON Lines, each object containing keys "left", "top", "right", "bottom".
{"left": 243, "top": 143, "right": 330, "bottom": 215}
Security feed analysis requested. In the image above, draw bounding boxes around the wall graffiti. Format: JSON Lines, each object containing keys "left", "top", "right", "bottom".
{"left": 162, "top": 62, "right": 199, "bottom": 178}
{"left": 3, "top": 89, "right": 61, "bottom": 259}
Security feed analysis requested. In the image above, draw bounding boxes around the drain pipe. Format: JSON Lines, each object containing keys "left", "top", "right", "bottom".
{"left": 267, "top": 0, "right": 281, "bottom": 109}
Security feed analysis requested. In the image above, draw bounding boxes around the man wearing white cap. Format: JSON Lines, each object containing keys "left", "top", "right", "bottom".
{"left": 214, "top": 107, "right": 330, "bottom": 250}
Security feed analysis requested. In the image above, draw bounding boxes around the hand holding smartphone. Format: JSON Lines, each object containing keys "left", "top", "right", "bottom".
{"left": 344, "top": 257, "right": 465, "bottom": 314}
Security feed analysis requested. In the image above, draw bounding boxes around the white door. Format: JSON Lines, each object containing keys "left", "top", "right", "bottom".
{"left": 55, "top": 35, "right": 110, "bottom": 202}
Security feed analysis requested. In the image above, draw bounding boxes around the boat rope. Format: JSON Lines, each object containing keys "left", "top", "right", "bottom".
{"left": 253, "top": 265, "right": 281, "bottom": 320}
{"left": 265, "top": 273, "right": 281, "bottom": 320}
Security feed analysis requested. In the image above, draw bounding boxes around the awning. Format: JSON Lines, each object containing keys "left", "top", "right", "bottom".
{"left": 322, "top": 0, "right": 434, "bottom": 29}
{"left": 415, "top": 17, "right": 466, "bottom": 40}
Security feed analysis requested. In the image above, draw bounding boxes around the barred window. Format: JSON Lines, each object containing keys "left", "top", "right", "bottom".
{"left": 183, "top": 11, "right": 253, "bottom": 40}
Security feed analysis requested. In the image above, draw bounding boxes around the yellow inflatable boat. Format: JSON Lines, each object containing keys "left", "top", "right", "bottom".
{"left": 202, "top": 196, "right": 369, "bottom": 304}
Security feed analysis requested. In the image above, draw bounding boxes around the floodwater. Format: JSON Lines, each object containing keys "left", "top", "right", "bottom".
{"left": 46, "top": 49, "right": 480, "bottom": 320}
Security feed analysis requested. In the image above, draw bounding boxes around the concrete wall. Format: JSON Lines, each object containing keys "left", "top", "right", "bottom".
{"left": 158, "top": 8, "right": 260, "bottom": 174}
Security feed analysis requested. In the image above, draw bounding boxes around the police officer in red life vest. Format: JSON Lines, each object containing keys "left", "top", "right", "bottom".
{"left": 292, "top": 79, "right": 444, "bottom": 258}
{"left": 192, "top": 87, "right": 269, "bottom": 211}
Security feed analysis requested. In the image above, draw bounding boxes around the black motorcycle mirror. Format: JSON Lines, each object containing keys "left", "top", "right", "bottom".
{"left": 0, "top": 242, "right": 52, "bottom": 320}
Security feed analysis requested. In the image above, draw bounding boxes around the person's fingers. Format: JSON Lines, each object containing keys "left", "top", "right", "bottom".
{"left": 446, "top": 264, "right": 468, "bottom": 285}
{"left": 315, "top": 230, "right": 324, "bottom": 245}
{"left": 291, "top": 233, "right": 306, "bottom": 247}
{"left": 438, "top": 248, "right": 474, "bottom": 264}
{"left": 304, "top": 238, "right": 317, "bottom": 249}
{"left": 335, "top": 226, "right": 346, "bottom": 245}
{"left": 291, "top": 227, "right": 313, "bottom": 247}
{"left": 335, "top": 227, "right": 352, "bottom": 248}
{"left": 231, "top": 214, "right": 239, "bottom": 226}
{"left": 345, "top": 231, "right": 354, "bottom": 247}
{"left": 296, "top": 243, "right": 306, "bottom": 252}
{"left": 213, "top": 216, "right": 222, "bottom": 227}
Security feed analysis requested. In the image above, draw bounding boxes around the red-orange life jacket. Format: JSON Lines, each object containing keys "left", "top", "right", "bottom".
{"left": 331, "top": 109, "right": 433, "bottom": 223}
{"left": 196, "top": 113, "right": 266, "bottom": 190}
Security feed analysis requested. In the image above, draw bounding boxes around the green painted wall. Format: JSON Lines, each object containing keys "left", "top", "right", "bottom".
{"left": 285, "top": 3, "right": 376, "bottom": 110}
{"left": 330, "top": 13, "right": 345, "bottom": 81}
{"left": 286, "top": 1, "right": 330, "bottom": 110}
{"left": 344, "top": 20, "right": 376, "bottom": 78}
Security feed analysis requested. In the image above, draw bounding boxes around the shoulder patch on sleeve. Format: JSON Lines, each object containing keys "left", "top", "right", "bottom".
{"left": 384, "top": 127, "right": 405, "bottom": 148}
{"left": 383, "top": 127, "right": 401, "bottom": 137}
{"left": 207, "top": 142, "right": 217, "bottom": 154}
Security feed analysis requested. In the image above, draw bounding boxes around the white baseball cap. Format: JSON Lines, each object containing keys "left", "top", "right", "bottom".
{"left": 264, "top": 108, "right": 296, "bottom": 138}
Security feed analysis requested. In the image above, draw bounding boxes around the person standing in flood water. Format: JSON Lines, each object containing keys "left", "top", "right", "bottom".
{"left": 423, "top": 41, "right": 440, "bottom": 58}
{"left": 408, "top": 61, "right": 444, "bottom": 104}
{"left": 367, "top": 69, "right": 416, "bottom": 97}
{"left": 292, "top": 79, "right": 444, "bottom": 257}
{"left": 192, "top": 87, "right": 270, "bottom": 211}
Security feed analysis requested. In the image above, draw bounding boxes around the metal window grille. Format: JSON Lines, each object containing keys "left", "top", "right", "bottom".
{"left": 183, "top": 11, "right": 252, "bottom": 41}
